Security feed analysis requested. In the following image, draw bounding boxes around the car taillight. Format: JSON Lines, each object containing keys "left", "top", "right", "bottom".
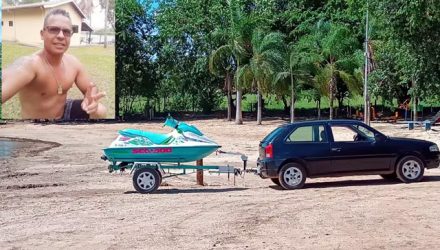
{"left": 265, "top": 143, "right": 273, "bottom": 158}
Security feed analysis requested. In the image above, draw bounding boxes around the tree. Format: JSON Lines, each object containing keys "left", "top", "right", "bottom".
{"left": 245, "top": 29, "right": 285, "bottom": 124}
{"left": 77, "top": 0, "right": 94, "bottom": 18}
{"left": 99, "top": 0, "right": 116, "bottom": 30}
{"left": 371, "top": 0, "right": 440, "bottom": 121}
{"left": 116, "top": 0, "right": 158, "bottom": 118}
{"left": 207, "top": 0, "right": 259, "bottom": 124}
{"left": 297, "top": 21, "right": 362, "bottom": 119}
{"left": 209, "top": 39, "right": 235, "bottom": 121}
{"left": 275, "top": 43, "right": 314, "bottom": 123}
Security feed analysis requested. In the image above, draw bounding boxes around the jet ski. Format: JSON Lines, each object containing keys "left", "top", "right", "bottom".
{"left": 103, "top": 116, "right": 221, "bottom": 163}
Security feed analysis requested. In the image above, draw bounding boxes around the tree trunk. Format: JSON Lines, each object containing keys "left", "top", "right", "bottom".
{"left": 329, "top": 77, "right": 335, "bottom": 120}
{"left": 317, "top": 98, "right": 321, "bottom": 119}
{"left": 192, "top": 93, "right": 195, "bottom": 113}
{"left": 257, "top": 88, "right": 262, "bottom": 125}
{"left": 290, "top": 72, "right": 295, "bottom": 123}
{"left": 226, "top": 71, "right": 232, "bottom": 121}
{"left": 235, "top": 89, "right": 243, "bottom": 124}
{"left": 412, "top": 79, "right": 418, "bottom": 122}
{"left": 336, "top": 96, "right": 343, "bottom": 118}
{"left": 413, "top": 96, "right": 418, "bottom": 122}
{"left": 281, "top": 96, "right": 288, "bottom": 114}
{"left": 115, "top": 91, "right": 120, "bottom": 120}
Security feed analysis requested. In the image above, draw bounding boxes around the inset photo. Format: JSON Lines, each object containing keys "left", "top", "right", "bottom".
{"left": 1, "top": 0, "right": 115, "bottom": 120}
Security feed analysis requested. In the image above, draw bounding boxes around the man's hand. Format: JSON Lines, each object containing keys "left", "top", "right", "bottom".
{"left": 81, "top": 83, "right": 106, "bottom": 115}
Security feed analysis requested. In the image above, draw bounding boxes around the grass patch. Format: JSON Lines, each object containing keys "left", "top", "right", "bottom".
{"left": 1, "top": 42, "right": 115, "bottom": 119}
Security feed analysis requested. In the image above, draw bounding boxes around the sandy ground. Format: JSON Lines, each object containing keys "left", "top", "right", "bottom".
{"left": 1, "top": 118, "right": 440, "bottom": 249}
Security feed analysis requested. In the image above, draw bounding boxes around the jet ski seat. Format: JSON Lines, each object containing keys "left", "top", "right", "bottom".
{"left": 118, "top": 129, "right": 172, "bottom": 145}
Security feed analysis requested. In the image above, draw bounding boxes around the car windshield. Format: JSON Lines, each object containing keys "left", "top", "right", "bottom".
{"left": 261, "top": 126, "right": 285, "bottom": 143}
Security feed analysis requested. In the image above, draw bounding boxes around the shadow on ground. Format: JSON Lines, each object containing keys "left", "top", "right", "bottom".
{"left": 268, "top": 175, "right": 440, "bottom": 190}
{"left": 124, "top": 187, "right": 248, "bottom": 195}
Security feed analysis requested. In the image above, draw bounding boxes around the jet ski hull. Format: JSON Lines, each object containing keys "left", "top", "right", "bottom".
{"left": 104, "top": 144, "right": 220, "bottom": 163}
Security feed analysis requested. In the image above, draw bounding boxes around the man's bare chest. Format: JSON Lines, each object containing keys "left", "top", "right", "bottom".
{"left": 30, "top": 68, "right": 77, "bottom": 95}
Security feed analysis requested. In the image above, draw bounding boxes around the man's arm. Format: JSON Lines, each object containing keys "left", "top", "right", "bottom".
{"left": 73, "top": 56, "right": 107, "bottom": 119}
{"left": 2, "top": 57, "right": 37, "bottom": 103}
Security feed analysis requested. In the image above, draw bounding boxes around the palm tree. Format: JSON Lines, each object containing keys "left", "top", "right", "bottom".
{"left": 298, "top": 21, "right": 362, "bottom": 119}
{"left": 237, "top": 30, "right": 285, "bottom": 124}
{"left": 214, "top": 0, "right": 257, "bottom": 125}
{"left": 275, "top": 43, "right": 314, "bottom": 123}
{"left": 209, "top": 46, "right": 235, "bottom": 121}
{"left": 231, "top": 5, "right": 259, "bottom": 125}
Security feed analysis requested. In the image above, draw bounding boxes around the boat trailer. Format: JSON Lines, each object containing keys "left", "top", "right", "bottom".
{"left": 102, "top": 150, "right": 255, "bottom": 194}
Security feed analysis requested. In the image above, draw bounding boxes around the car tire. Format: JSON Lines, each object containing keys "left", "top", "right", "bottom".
{"left": 270, "top": 178, "right": 281, "bottom": 186}
{"left": 278, "top": 163, "right": 306, "bottom": 190}
{"left": 396, "top": 155, "right": 425, "bottom": 183}
{"left": 380, "top": 173, "right": 398, "bottom": 181}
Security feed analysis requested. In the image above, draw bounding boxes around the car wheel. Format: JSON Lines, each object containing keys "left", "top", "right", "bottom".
{"left": 270, "top": 178, "right": 281, "bottom": 186}
{"left": 396, "top": 155, "right": 425, "bottom": 183}
{"left": 380, "top": 173, "right": 398, "bottom": 181}
{"left": 278, "top": 163, "right": 306, "bottom": 190}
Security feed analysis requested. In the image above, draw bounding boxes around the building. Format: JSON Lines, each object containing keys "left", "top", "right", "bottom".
{"left": 2, "top": 0, "right": 93, "bottom": 46}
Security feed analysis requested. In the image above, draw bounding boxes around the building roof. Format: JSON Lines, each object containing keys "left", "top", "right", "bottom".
{"left": 81, "top": 21, "right": 93, "bottom": 32}
{"left": 3, "top": 0, "right": 87, "bottom": 19}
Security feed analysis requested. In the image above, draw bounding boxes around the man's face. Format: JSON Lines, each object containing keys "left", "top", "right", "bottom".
{"left": 41, "top": 14, "right": 73, "bottom": 55}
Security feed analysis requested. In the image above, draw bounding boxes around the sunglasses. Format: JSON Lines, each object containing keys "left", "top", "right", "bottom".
{"left": 45, "top": 26, "right": 73, "bottom": 37}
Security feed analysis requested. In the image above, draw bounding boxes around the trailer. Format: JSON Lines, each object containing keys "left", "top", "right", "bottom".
{"left": 102, "top": 153, "right": 250, "bottom": 194}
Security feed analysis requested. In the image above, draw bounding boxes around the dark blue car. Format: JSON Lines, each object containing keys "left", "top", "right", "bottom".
{"left": 257, "top": 120, "right": 440, "bottom": 189}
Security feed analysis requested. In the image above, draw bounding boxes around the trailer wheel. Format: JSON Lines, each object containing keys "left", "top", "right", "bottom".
{"left": 132, "top": 168, "right": 162, "bottom": 194}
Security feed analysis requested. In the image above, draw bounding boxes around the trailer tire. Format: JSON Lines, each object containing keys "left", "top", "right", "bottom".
{"left": 133, "top": 168, "right": 162, "bottom": 194}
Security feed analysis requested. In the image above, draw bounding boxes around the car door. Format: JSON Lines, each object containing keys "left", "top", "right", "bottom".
{"left": 282, "top": 124, "right": 332, "bottom": 175}
{"left": 329, "top": 123, "right": 392, "bottom": 173}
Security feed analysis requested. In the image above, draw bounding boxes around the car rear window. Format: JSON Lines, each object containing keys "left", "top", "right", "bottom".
{"left": 261, "top": 126, "right": 285, "bottom": 143}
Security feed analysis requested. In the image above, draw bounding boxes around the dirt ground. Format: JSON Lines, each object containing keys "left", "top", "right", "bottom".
{"left": 1, "top": 118, "right": 440, "bottom": 249}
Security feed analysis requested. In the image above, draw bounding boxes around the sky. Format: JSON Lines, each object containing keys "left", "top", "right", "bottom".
{"left": 90, "top": 0, "right": 158, "bottom": 30}
{"left": 89, "top": 0, "right": 107, "bottom": 30}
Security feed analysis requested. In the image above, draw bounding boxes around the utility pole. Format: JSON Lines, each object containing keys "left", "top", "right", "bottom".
{"left": 363, "top": 2, "right": 370, "bottom": 125}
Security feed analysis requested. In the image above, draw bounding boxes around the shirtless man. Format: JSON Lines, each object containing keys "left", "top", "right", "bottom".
{"left": 1, "top": 8, "right": 106, "bottom": 120}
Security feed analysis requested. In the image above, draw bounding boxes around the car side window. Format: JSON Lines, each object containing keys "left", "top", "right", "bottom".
{"left": 331, "top": 125, "right": 357, "bottom": 142}
{"left": 286, "top": 125, "right": 326, "bottom": 143}
{"left": 353, "top": 125, "right": 375, "bottom": 140}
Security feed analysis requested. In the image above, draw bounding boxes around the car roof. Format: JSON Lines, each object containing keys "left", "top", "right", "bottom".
{"left": 281, "top": 119, "right": 366, "bottom": 128}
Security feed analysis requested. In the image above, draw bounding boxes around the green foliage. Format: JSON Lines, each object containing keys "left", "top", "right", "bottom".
{"left": 294, "top": 20, "right": 363, "bottom": 118}
{"left": 116, "top": 0, "right": 158, "bottom": 117}
{"left": 370, "top": 0, "right": 440, "bottom": 102}
{"left": 115, "top": 0, "right": 440, "bottom": 120}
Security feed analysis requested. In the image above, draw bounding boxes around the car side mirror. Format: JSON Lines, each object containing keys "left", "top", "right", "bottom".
{"left": 374, "top": 134, "right": 385, "bottom": 142}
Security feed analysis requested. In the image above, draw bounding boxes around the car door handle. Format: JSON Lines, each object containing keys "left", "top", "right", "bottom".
{"left": 331, "top": 148, "right": 342, "bottom": 152}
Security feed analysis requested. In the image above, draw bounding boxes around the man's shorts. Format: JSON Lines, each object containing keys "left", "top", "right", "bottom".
{"left": 62, "top": 99, "right": 89, "bottom": 120}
